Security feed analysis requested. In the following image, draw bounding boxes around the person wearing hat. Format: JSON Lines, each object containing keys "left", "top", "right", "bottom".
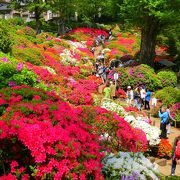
{"left": 126, "top": 86, "right": 134, "bottom": 105}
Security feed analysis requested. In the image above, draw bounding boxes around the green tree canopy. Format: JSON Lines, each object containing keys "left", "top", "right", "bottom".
{"left": 119, "top": 0, "right": 180, "bottom": 66}
{"left": 11, "top": 0, "right": 49, "bottom": 34}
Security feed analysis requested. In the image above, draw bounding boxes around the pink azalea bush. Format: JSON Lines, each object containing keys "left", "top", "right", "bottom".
{"left": 0, "top": 86, "right": 104, "bottom": 179}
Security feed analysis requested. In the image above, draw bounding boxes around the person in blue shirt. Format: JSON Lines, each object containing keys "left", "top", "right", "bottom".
{"left": 159, "top": 106, "right": 169, "bottom": 139}
{"left": 145, "top": 89, "right": 152, "bottom": 110}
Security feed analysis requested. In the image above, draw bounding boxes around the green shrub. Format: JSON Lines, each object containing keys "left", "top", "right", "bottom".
{"left": 157, "top": 70, "right": 177, "bottom": 87}
{"left": 12, "top": 47, "right": 43, "bottom": 65}
{"left": 0, "top": 22, "right": 13, "bottom": 53}
{"left": 0, "top": 63, "right": 18, "bottom": 88}
{"left": 116, "top": 64, "right": 162, "bottom": 91}
{"left": 155, "top": 87, "right": 180, "bottom": 105}
{"left": 0, "top": 61, "right": 38, "bottom": 88}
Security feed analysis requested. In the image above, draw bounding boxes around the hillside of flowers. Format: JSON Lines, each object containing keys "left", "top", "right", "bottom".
{"left": 1, "top": 21, "right": 178, "bottom": 179}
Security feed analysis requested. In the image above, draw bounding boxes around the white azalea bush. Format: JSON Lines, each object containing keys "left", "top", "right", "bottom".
{"left": 125, "top": 115, "right": 161, "bottom": 146}
{"left": 60, "top": 49, "right": 77, "bottom": 65}
{"left": 102, "top": 152, "right": 160, "bottom": 180}
{"left": 101, "top": 100, "right": 161, "bottom": 146}
{"left": 101, "top": 99, "right": 126, "bottom": 117}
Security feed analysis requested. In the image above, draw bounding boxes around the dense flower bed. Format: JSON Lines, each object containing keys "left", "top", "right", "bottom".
{"left": 0, "top": 86, "right": 103, "bottom": 179}
{"left": 102, "top": 152, "right": 160, "bottom": 179}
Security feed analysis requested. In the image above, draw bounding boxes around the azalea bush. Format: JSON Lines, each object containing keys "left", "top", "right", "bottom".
{"left": 155, "top": 87, "right": 180, "bottom": 105}
{"left": 171, "top": 103, "right": 180, "bottom": 122}
{"left": 115, "top": 88, "right": 126, "bottom": 98}
{"left": 125, "top": 115, "right": 161, "bottom": 146}
{"left": 102, "top": 152, "right": 160, "bottom": 179}
{"left": 12, "top": 47, "right": 43, "bottom": 66}
{"left": 0, "top": 86, "right": 104, "bottom": 179}
{"left": 101, "top": 100, "right": 160, "bottom": 146}
{"left": 157, "top": 139, "right": 172, "bottom": 158}
{"left": 63, "top": 27, "right": 108, "bottom": 47}
{"left": 0, "top": 58, "right": 38, "bottom": 89}
{"left": 157, "top": 70, "right": 177, "bottom": 88}
{"left": 113, "top": 64, "right": 162, "bottom": 91}
{"left": 81, "top": 105, "right": 148, "bottom": 153}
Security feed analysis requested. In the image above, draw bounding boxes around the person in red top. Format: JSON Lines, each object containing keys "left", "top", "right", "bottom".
{"left": 171, "top": 135, "right": 180, "bottom": 176}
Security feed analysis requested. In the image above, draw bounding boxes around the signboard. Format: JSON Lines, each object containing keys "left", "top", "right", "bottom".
{"left": 114, "top": 73, "right": 119, "bottom": 80}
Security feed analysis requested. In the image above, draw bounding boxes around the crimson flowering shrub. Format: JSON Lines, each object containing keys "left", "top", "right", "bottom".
{"left": 115, "top": 88, "right": 126, "bottom": 98}
{"left": 81, "top": 106, "right": 148, "bottom": 153}
{"left": 0, "top": 86, "right": 104, "bottom": 179}
{"left": 63, "top": 27, "right": 108, "bottom": 47}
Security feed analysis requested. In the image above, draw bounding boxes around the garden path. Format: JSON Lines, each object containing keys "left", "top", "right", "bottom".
{"left": 153, "top": 117, "right": 180, "bottom": 176}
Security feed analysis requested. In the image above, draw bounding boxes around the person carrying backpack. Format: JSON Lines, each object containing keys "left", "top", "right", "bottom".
{"left": 159, "top": 106, "right": 169, "bottom": 139}
{"left": 171, "top": 136, "right": 180, "bottom": 176}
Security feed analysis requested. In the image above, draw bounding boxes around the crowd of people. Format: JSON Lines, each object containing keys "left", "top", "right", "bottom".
{"left": 91, "top": 29, "right": 114, "bottom": 84}
{"left": 126, "top": 85, "right": 152, "bottom": 111}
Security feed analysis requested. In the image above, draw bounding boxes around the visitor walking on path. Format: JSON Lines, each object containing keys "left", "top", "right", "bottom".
{"left": 159, "top": 106, "right": 169, "bottom": 139}
{"left": 103, "top": 83, "right": 111, "bottom": 99}
{"left": 166, "top": 105, "right": 175, "bottom": 134}
{"left": 171, "top": 135, "right": 180, "bottom": 176}
{"left": 140, "top": 86, "right": 146, "bottom": 106}
{"left": 110, "top": 81, "right": 116, "bottom": 99}
{"left": 126, "top": 86, "right": 133, "bottom": 105}
{"left": 145, "top": 89, "right": 152, "bottom": 110}
{"left": 133, "top": 86, "right": 141, "bottom": 111}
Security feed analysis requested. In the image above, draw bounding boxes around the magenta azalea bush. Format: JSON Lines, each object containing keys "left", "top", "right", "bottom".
{"left": 0, "top": 86, "right": 104, "bottom": 179}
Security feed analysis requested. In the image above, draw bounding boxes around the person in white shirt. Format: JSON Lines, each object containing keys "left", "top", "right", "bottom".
{"left": 126, "top": 86, "right": 134, "bottom": 105}
{"left": 140, "top": 86, "right": 146, "bottom": 106}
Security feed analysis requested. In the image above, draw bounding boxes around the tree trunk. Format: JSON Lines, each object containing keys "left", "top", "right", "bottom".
{"left": 57, "top": 19, "right": 65, "bottom": 35}
{"left": 35, "top": 9, "right": 41, "bottom": 34}
{"left": 139, "top": 19, "right": 159, "bottom": 67}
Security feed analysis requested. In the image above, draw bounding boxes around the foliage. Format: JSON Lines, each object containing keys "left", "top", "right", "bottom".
{"left": 0, "top": 56, "right": 38, "bottom": 89}
{"left": 119, "top": 0, "right": 180, "bottom": 65}
{"left": 155, "top": 87, "right": 180, "bottom": 105}
{"left": 157, "top": 71, "right": 177, "bottom": 88}
{"left": 110, "top": 64, "right": 162, "bottom": 91}
{"left": 0, "top": 22, "right": 13, "bottom": 53}
{"left": 12, "top": 47, "right": 43, "bottom": 66}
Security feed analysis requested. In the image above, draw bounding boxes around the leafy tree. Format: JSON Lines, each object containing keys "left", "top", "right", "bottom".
{"left": 120, "top": 0, "right": 180, "bottom": 66}
{"left": 49, "top": 0, "right": 77, "bottom": 35}
{"left": 0, "top": 21, "right": 13, "bottom": 53}
{"left": 11, "top": 0, "right": 49, "bottom": 34}
{"left": 78, "top": 0, "right": 121, "bottom": 23}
